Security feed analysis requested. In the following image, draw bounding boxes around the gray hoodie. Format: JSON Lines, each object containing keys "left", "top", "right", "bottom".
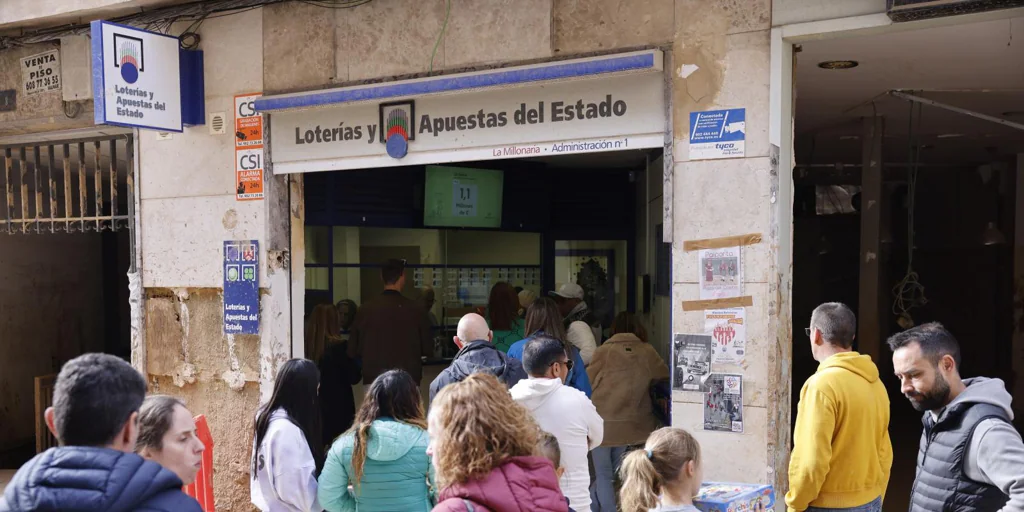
{"left": 928, "top": 377, "right": 1024, "bottom": 512}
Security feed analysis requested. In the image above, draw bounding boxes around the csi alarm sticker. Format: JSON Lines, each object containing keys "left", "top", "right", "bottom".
{"left": 380, "top": 100, "right": 415, "bottom": 159}
{"left": 688, "top": 108, "right": 745, "bottom": 160}
{"left": 91, "top": 20, "right": 182, "bottom": 132}
{"left": 236, "top": 148, "right": 264, "bottom": 201}
{"left": 235, "top": 93, "right": 264, "bottom": 201}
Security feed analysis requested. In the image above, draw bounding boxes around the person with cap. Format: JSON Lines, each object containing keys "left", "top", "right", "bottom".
{"left": 549, "top": 283, "right": 599, "bottom": 365}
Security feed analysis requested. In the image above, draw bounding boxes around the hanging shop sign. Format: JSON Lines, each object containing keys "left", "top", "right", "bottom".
{"left": 689, "top": 108, "right": 745, "bottom": 160}
{"left": 90, "top": 20, "right": 182, "bottom": 132}
{"left": 235, "top": 93, "right": 264, "bottom": 201}
{"left": 22, "top": 50, "right": 61, "bottom": 96}
{"left": 258, "top": 51, "right": 666, "bottom": 173}
{"left": 223, "top": 239, "right": 260, "bottom": 335}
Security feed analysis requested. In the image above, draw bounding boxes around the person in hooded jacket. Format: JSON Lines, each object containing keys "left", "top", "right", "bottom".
{"left": 888, "top": 322, "right": 1024, "bottom": 512}
{"left": 786, "top": 303, "right": 891, "bottom": 512}
{"left": 428, "top": 313, "right": 527, "bottom": 406}
{"left": 428, "top": 372, "right": 568, "bottom": 512}
{"left": 318, "top": 369, "right": 435, "bottom": 512}
{"left": 510, "top": 336, "right": 603, "bottom": 512}
{"left": 0, "top": 353, "right": 202, "bottom": 512}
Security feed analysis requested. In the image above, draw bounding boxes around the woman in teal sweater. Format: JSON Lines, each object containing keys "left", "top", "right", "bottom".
{"left": 318, "top": 369, "right": 435, "bottom": 512}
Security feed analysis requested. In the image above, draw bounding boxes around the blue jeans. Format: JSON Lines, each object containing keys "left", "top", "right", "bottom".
{"left": 589, "top": 446, "right": 628, "bottom": 512}
{"left": 807, "top": 497, "right": 882, "bottom": 512}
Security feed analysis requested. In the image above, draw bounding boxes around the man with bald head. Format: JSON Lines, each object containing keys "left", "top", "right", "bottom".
{"left": 428, "top": 313, "right": 527, "bottom": 406}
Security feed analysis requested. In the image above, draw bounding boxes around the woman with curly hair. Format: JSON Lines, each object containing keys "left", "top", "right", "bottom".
{"left": 428, "top": 373, "right": 568, "bottom": 512}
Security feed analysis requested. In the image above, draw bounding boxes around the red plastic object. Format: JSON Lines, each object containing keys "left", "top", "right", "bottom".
{"left": 183, "top": 414, "right": 216, "bottom": 512}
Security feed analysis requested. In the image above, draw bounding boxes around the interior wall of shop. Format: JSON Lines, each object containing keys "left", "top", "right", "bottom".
{"left": 0, "top": 233, "right": 110, "bottom": 467}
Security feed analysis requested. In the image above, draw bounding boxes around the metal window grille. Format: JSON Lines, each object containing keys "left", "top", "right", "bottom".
{"left": 0, "top": 135, "right": 134, "bottom": 234}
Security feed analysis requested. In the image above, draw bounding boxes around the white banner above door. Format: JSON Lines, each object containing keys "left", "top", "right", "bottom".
{"left": 257, "top": 51, "right": 666, "bottom": 174}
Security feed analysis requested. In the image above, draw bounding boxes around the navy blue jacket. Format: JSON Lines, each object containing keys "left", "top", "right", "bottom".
{"left": 0, "top": 446, "right": 202, "bottom": 512}
{"left": 429, "top": 340, "right": 528, "bottom": 406}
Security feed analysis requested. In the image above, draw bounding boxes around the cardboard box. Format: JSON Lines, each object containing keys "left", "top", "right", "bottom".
{"left": 694, "top": 482, "right": 775, "bottom": 512}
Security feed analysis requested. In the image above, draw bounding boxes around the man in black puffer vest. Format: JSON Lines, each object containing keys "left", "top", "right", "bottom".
{"left": 888, "top": 323, "right": 1024, "bottom": 512}
{"left": 0, "top": 353, "right": 201, "bottom": 512}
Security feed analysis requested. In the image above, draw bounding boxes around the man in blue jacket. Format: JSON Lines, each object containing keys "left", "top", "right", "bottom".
{"left": 0, "top": 353, "right": 202, "bottom": 512}
{"left": 429, "top": 313, "right": 528, "bottom": 406}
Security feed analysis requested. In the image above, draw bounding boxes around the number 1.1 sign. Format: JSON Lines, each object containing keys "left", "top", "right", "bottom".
{"left": 452, "top": 179, "right": 478, "bottom": 217}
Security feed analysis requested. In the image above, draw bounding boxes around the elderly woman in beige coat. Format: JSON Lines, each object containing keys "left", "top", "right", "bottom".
{"left": 586, "top": 312, "right": 670, "bottom": 512}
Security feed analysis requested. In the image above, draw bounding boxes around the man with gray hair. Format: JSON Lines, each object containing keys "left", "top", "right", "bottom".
{"left": 786, "top": 302, "right": 892, "bottom": 512}
{"left": 428, "top": 313, "right": 527, "bottom": 406}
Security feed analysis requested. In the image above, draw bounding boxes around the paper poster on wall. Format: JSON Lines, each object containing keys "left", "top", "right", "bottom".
{"left": 223, "top": 240, "right": 260, "bottom": 335}
{"left": 688, "top": 108, "right": 745, "bottom": 160}
{"left": 705, "top": 308, "right": 746, "bottom": 366}
{"left": 235, "top": 93, "right": 264, "bottom": 201}
{"left": 673, "top": 333, "right": 713, "bottom": 392}
{"left": 22, "top": 50, "right": 61, "bottom": 96}
{"left": 699, "top": 246, "right": 741, "bottom": 299}
{"left": 704, "top": 373, "right": 743, "bottom": 433}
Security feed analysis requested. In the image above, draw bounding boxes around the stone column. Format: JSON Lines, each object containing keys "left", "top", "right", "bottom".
{"left": 670, "top": 0, "right": 790, "bottom": 491}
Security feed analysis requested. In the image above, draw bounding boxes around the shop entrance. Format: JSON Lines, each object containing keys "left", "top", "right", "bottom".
{"left": 0, "top": 132, "right": 135, "bottom": 476}
{"left": 790, "top": 14, "right": 1023, "bottom": 510}
{"left": 302, "top": 149, "right": 673, "bottom": 402}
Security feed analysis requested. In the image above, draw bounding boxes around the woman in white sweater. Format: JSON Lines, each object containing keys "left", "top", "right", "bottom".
{"left": 251, "top": 359, "right": 324, "bottom": 512}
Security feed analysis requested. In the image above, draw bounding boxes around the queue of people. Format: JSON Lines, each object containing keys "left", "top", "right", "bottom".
{"left": 3, "top": 256, "right": 1020, "bottom": 512}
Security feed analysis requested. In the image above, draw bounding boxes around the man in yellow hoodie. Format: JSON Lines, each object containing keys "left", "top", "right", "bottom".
{"left": 786, "top": 302, "right": 893, "bottom": 512}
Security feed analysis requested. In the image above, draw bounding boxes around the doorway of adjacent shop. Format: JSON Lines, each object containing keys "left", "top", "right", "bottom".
{"left": 790, "top": 14, "right": 1024, "bottom": 510}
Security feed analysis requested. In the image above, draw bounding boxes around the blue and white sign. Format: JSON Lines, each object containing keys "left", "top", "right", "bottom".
{"left": 91, "top": 20, "right": 182, "bottom": 132}
{"left": 688, "top": 108, "right": 745, "bottom": 160}
{"left": 224, "top": 240, "right": 259, "bottom": 335}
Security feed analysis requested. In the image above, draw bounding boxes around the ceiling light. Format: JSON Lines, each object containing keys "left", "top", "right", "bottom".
{"left": 839, "top": 135, "right": 860, "bottom": 140}
{"left": 981, "top": 222, "right": 1007, "bottom": 246}
{"left": 818, "top": 60, "right": 859, "bottom": 70}
{"left": 937, "top": 133, "right": 963, "bottom": 138}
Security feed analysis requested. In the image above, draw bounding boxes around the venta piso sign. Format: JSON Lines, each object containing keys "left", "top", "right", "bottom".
{"left": 90, "top": 20, "right": 182, "bottom": 132}
{"left": 266, "top": 70, "right": 666, "bottom": 173}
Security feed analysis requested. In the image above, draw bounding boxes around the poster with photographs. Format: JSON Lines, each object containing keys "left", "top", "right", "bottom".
{"left": 705, "top": 308, "right": 746, "bottom": 366}
{"left": 699, "top": 246, "right": 741, "bottom": 299}
{"left": 672, "top": 334, "right": 713, "bottom": 392}
{"left": 704, "top": 373, "right": 743, "bottom": 433}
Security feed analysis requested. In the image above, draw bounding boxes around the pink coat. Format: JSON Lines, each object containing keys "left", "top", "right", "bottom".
{"left": 432, "top": 456, "right": 570, "bottom": 512}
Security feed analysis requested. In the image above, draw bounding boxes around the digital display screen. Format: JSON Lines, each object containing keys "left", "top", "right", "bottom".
{"left": 423, "top": 165, "right": 503, "bottom": 228}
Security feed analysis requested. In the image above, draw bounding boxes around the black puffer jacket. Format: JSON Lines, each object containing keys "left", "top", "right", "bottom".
{"left": 429, "top": 340, "right": 528, "bottom": 406}
{"left": 0, "top": 446, "right": 202, "bottom": 512}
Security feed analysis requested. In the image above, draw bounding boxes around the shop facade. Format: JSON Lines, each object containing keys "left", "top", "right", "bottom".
{"left": 9, "top": 0, "right": 1018, "bottom": 509}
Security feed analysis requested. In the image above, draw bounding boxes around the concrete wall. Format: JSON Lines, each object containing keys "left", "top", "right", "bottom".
{"left": 132, "top": 8, "right": 284, "bottom": 511}
{"left": 669, "top": 0, "right": 791, "bottom": 491}
{"left": 772, "top": 0, "right": 886, "bottom": 26}
{"left": 0, "top": 43, "right": 96, "bottom": 137}
{"left": 0, "top": 233, "right": 105, "bottom": 457}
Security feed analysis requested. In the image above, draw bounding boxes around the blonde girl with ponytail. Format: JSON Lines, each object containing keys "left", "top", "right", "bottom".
{"left": 618, "top": 427, "right": 704, "bottom": 512}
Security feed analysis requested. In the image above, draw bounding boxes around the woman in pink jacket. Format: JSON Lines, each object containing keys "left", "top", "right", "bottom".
{"left": 428, "top": 373, "right": 569, "bottom": 512}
